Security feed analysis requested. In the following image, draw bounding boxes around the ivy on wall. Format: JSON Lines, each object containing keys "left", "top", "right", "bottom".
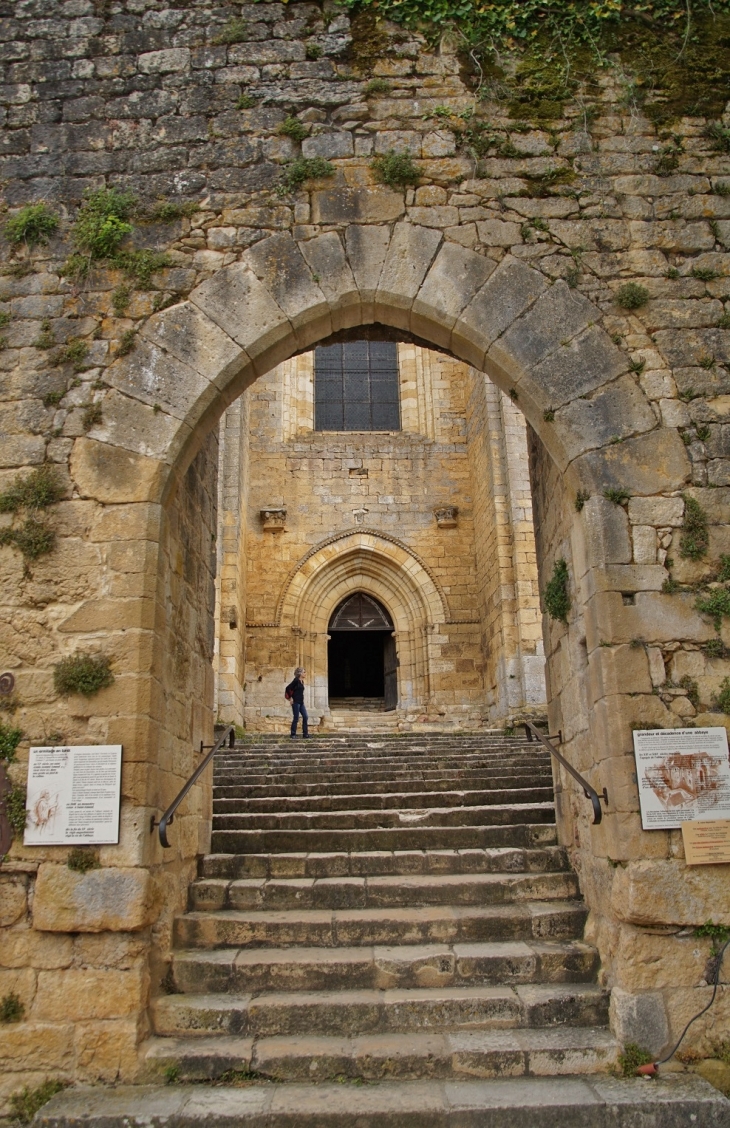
{"left": 342, "top": 0, "right": 730, "bottom": 124}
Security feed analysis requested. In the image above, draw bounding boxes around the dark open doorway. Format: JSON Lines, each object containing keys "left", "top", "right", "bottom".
{"left": 327, "top": 593, "right": 397, "bottom": 708}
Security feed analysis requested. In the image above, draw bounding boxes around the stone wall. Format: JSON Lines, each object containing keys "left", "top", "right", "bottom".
{"left": 0, "top": 0, "right": 729, "bottom": 1102}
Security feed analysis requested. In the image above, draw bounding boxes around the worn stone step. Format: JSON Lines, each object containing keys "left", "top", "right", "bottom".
{"left": 212, "top": 787, "right": 554, "bottom": 816}
{"left": 142, "top": 1025, "right": 617, "bottom": 1083}
{"left": 174, "top": 901, "right": 588, "bottom": 950}
{"left": 36, "top": 1076, "right": 730, "bottom": 1128}
{"left": 172, "top": 939, "right": 599, "bottom": 994}
{"left": 213, "top": 773, "right": 553, "bottom": 800}
{"left": 210, "top": 818, "right": 557, "bottom": 854}
{"left": 214, "top": 754, "right": 550, "bottom": 774}
{"left": 212, "top": 801, "right": 555, "bottom": 833}
{"left": 188, "top": 871, "right": 579, "bottom": 914}
{"left": 198, "top": 845, "right": 570, "bottom": 881}
{"left": 152, "top": 983, "right": 609, "bottom": 1039}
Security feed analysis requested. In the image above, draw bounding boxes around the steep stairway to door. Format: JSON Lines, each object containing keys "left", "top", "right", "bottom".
{"left": 143, "top": 731, "right": 619, "bottom": 1082}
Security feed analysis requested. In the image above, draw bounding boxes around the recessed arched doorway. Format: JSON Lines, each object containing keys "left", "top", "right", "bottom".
{"left": 327, "top": 592, "right": 398, "bottom": 709}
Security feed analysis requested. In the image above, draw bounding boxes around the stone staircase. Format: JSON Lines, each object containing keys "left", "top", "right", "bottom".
{"left": 142, "top": 732, "right": 619, "bottom": 1083}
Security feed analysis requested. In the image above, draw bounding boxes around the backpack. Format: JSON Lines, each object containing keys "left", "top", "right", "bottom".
{"left": 285, "top": 684, "right": 293, "bottom": 701}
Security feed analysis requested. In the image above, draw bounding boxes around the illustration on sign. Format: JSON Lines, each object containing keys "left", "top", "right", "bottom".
{"left": 24, "top": 745, "right": 122, "bottom": 846}
{"left": 633, "top": 728, "right": 730, "bottom": 830}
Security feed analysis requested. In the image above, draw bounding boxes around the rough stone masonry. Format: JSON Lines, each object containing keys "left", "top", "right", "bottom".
{"left": 0, "top": 0, "right": 729, "bottom": 1108}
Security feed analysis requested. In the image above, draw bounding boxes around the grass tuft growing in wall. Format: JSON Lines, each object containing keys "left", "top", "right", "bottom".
{"left": 67, "top": 847, "right": 101, "bottom": 873}
{"left": 679, "top": 495, "right": 709, "bottom": 560}
{"left": 615, "top": 283, "right": 649, "bottom": 310}
{"left": 4, "top": 203, "right": 59, "bottom": 249}
{"left": 53, "top": 653, "right": 114, "bottom": 697}
{"left": 371, "top": 150, "right": 420, "bottom": 188}
{"left": 544, "top": 558, "right": 571, "bottom": 624}
{"left": 0, "top": 721, "right": 22, "bottom": 763}
{"left": 0, "top": 465, "right": 62, "bottom": 514}
{"left": 6, "top": 784, "right": 27, "bottom": 837}
{"left": 10, "top": 1081, "right": 68, "bottom": 1126}
{"left": 277, "top": 157, "right": 335, "bottom": 195}
{"left": 0, "top": 991, "right": 25, "bottom": 1023}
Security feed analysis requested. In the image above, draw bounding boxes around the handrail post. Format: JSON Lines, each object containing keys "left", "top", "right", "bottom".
{"left": 523, "top": 721, "right": 607, "bottom": 826}
{"left": 153, "top": 724, "right": 235, "bottom": 848}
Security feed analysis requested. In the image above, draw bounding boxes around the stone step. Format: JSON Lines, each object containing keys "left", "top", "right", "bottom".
{"left": 152, "top": 983, "right": 609, "bottom": 1039}
{"left": 213, "top": 773, "right": 553, "bottom": 799}
{"left": 142, "top": 1024, "right": 617, "bottom": 1082}
{"left": 171, "top": 939, "right": 599, "bottom": 994}
{"left": 210, "top": 819, "right": 557, "bottom": 854}
{"left": 35, "top": 1076, "right": 729, "bottom": 1128}
{"left": 212, "top": 787, "right": 554, "bottom": 815}
{"left": 174, "top": 901, "right": 588, "bottom": 950}
{"left": 215, "top": 750, "right": 549, "bottom": 769}
{"left": 188, "top": 871, "right": 579, "bottom": 914}
{"left": 198, "top": 844, "right": 570, "bottom": 880}
{"left": 212, "top": 801, "right": 555, "bottom": 833}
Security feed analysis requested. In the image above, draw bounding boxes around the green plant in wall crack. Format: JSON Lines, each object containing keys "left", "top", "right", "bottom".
{"left": 695, "top": 588, "right": 730, "bottom": 631}
{"left": 617, "top": 1043, "right": 653, "bottom": 1077}
{"left": 544, "top": 558, "right": 571, "bottom": 624}
{"left": 0, "top": 464, "right": 61, "bottom": 564}
{"left": 715, "top": 677, "right": 730, "bottom": 715}
{"left": 72, "top": 187, "right": 135, "bottom": 263}
{"left": 277, "top": 116, "right": 308, "bottom": 143}
{"left": 4, "top": 202, "right": 59, "bottom": 249}
{"left": 0, "top": 721, "right": 22, "bottom": 763}
{"left": 615, "top": 283, "right": 649, "bottom": 310}
{"left": 277, "top": 157, "right": 335, "bottom": 195}
{"left": 371, "top": 150, "right": 420, "bottom": 189}
{"left": 9, "top": 1081, "right": 68, "bottom": 1126}
{"left": 53, "top": 653, "right": 114, "bottom": 698}
{"left": 6, "top": 783, "right": 27, "bottom": 838}
{"left": 679, "top": 495, "right": 709, "bottom": 560}
{"left": 67, "top": 847, "right": 100, "bottom": 873}
{"left": 0, "top": 991, "right": 25, "bottom": 1023}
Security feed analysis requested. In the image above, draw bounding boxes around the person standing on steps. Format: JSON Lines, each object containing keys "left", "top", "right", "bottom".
{"left": 285, "top": 667, "right": 309, "bottom": 739}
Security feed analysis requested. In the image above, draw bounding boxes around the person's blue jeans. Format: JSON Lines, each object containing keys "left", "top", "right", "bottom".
{"left": 291, "top": 701, "right": 309, "bottom": 737}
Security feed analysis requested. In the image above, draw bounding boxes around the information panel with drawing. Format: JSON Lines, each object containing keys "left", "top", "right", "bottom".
{"left": 633, "top": 727, "right": 730, "bottom": 831}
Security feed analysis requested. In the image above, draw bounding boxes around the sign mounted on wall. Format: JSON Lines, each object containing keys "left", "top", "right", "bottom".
{"left": 633, "top": 727, "right": 730, "bottom": 831}
{"left": 682, "top": 819, "right": 730, "bottom": 865}
{"left": 24, "top": 745, "right": 122, "bottom": 846}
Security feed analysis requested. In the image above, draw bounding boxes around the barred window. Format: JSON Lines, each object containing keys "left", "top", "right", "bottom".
{"left": 314, "top": 341, "right": 400, "bottom": 432}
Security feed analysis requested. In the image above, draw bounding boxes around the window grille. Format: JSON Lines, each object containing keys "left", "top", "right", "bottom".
{"left": 314, "top": 341, "right": 400, "bottom": 431}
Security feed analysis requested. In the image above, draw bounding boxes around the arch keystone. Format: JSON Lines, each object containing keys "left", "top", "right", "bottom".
{"left": 375, "top": 223, "right": 442, "bottom": 330}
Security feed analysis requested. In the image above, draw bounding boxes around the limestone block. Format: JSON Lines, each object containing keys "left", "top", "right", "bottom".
{"left": 422, "top": 130, "right": 455, "bottom": 157}
{"left": 301, "top": 132, "right": 353, "bottom": 159}
{"left": 99, "top": 804, "right": 156, "bottom": 868}
{"left": 0, "top": 928, "right": 73, "bottom": 970}
{"left": 583, "top": 565, "right": 666, "bottom": 595}
{"left": 574, "top": 429, "right": 690, "bottom": 497}
{"left": 71, "top": 439, "right": 165, "bottom": 505}
{"left": 140, "top": 302, "right": 245, "bottom": 391}
{"left": 375, "top": 223, "right": 443, "bottom": 327}
{"left": 345, "top": 224, "right": 391, "bottom": 305}
{"left": 477, "top": 219, "right": 522, "bottom": 246}
{"left": 582, "top": 496, "right": 631, "bottom": 566}
{"left": 74, "top": 1020, "right": 140, "bottom": 1081}
{"left": 412, "top": 242, "right": 495, "bottom": 346}
{"left": 58, "top": 596, "right": 155, "bottom": 633}
{"left": 189, "top": 262, "right": 291, "bottom": 362}
{"left": 647, "top": 648, "right": 666, "bottom": 687}
{"left": 0, "top": 875, "right": 27, "bottom": 926}
{"left": 312, "top": 187, "right": 404, "bottom": 225}
{"left": 298, "top": 232, "right": 359, "bottom": 327}
{"left": 34, "top": 966, "right": 145, "bottom": 1021}
{"left": 245, "top": 233, "right": 329, "bottom": 342}
{"left": 0, "top": 1023, "right": 75, "bottom": 1072}
{"left": 641, "top": 299, "right": 724, "bottom": 331}
{"left": 588, "top": 643, "right": 652, "bottom": 704}
{"left": 609, "top": 986, "right": 669, "bottom": 1055}
{"left": 553, "top": 372, "right": 655, "bottom": 454}
{"left": 138, "top": 48, "right": 190, "bottom": 73}
{"left": 590, "top": 692, "right": 673, "bottom": 759}
{"left": 33, "top": 864, "right": 159, "bottom": 932}
{"left": 696, "top": 1060, "right": 730, "bottom": 1096}
{"left": 683, "top": 486, "right": 730, "bottom": 524}
{"left": 492, "top": 280, "right": 599, "bottom": 377}
{"left": 592, "top": 809, "right": 670, "bottom": 863}
{"left": 628, "top": 497, "right": 684, "bottom": 527}
{"left": 653, "top": 328, "right": 730, "bottom": 370}
{"left": 611, "top": 859, "right": 730, "bottom": 927}
{"left": 615, "top": 925, "right": 710, "bottom": 991}
{"left": 632, "top": 525, "right": 656, "bottom": 564}
{"left": 92, "top": 389, "right": 187, "bottom": 462}
{"left": 455, "top": 257, "right": 548, "bottom": 366}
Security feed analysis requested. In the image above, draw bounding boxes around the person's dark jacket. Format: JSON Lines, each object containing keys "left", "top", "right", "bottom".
{"left": 286, "top": 677, "right": 305, "bottom": 705}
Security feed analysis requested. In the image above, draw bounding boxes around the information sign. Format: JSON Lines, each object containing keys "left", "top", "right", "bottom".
{"left": 682, "top": 819, "right": 730, "bottom": 865}
{"left": 633, "top": 727, "right": 730, "bottom": 830}
{"left": 24, "top": 745, "right": 122, "bottom": 845}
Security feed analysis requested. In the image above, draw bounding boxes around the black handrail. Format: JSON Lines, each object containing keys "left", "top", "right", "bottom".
{"left": 523, "top": 721, "right": 608, "bottom": 825}
{"left": 153, "top": 724, "right": 236, "bottom": 848}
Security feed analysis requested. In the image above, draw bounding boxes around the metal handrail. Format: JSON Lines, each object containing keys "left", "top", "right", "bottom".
{"left": 523, "top": 721, "right": 608, "bottom": 825}
{"left": 153, "top": 724, "right": 236, "bottom": 848}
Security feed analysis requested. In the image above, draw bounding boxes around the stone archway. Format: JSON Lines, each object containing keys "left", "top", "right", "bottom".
{"left": 276, "top": 529, "right": 448, "bottom": 716}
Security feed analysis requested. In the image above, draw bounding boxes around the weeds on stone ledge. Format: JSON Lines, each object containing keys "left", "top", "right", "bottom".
{"left": 0, "top": 518, "right": 56, "bottom": 561}
{"left": 10, "top": 1082, "right": 68, "bottom": 1126}
{"left": 4, "top": 202, "right": 59, "bottom": 249}
{"left": 696, "top": 588, "right": 730, "bottom": 631}
{"left": 118, "top": 329, "right": 136, "bottom": 357}
{"left": 67, "top": 847, "right": 100, "bottom": 873}
{"left": 716, "top": 677, "right": 730, "bottom": 714}
{"left": 237, "top": 93, "right": 259, "bottom": 109}
{"left": 574, "top": 490, "right": 590, "bottom": 512}
{"left": 212, "top": 17, "right": 247, "bottom": 45}
{"left": 617, "top": 1043, "right": 653, "bottom": 1076}
{"left": 603, "top": 488, "right": 630, "bottom": 505}
{"left": 82, "top": 403, "right": 103, "bottom": 431}
{"left": 705, "top": 122, "right": 730, "bottom": 153}
{"left": 364, "top": 78, "right": 391, "bottom": 96}
{"left": 277, "top": 157, "right": 335, "bottom": 195}
{"left": 53, "top": 653, "right": 114, "bottom": 697}
{"left": 371, "top": 150, "right": 420, "bottom": 189}
{"left": 6, "top": 783, "right": 27, "bottom": 837}
{"left": 0, "top": 465, "right": 62, "bottom": 513}
{"left": 278, "top": 116, "right": 308, "bottom": 143}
